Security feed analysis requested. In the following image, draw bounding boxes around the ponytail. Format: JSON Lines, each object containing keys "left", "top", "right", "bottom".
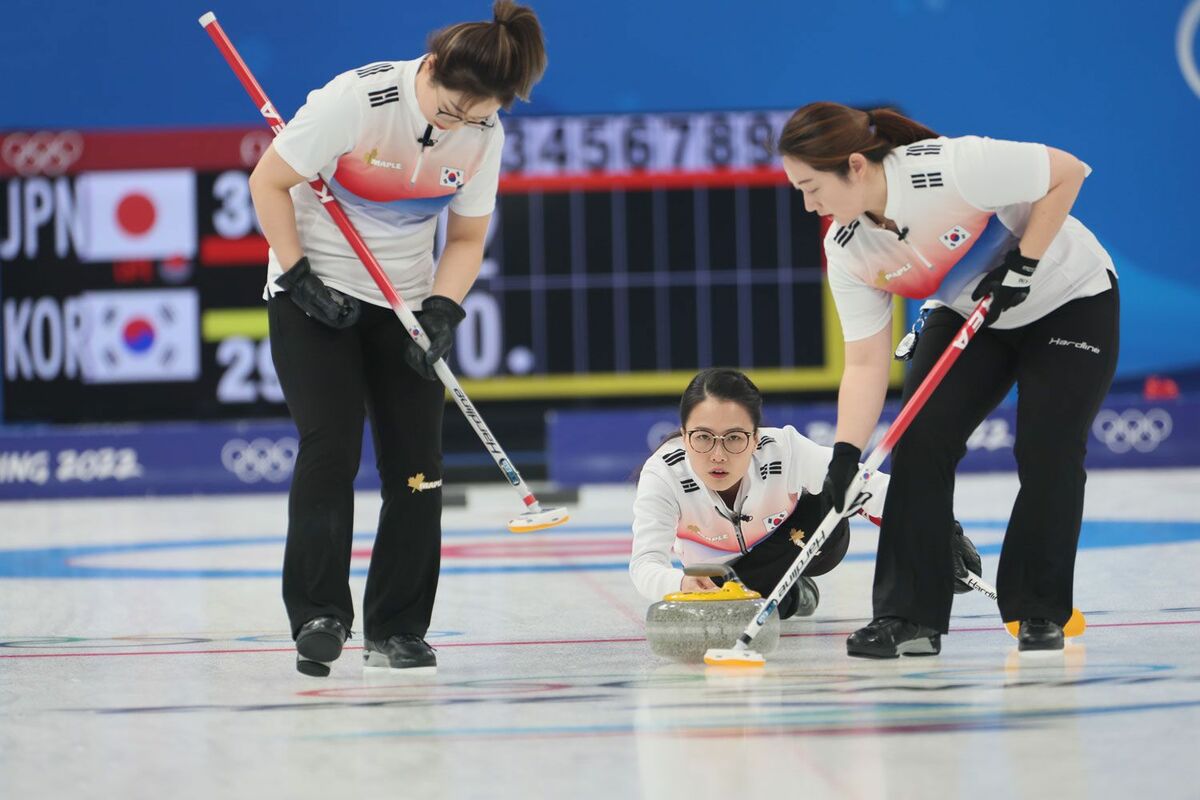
{"left": 427, "top": 0, "right": 548, "bottom": 109}
{"left": 777, "top": 101, "right": 939, "bottom": 175}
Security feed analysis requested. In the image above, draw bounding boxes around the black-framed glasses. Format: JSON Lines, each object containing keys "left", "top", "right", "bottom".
{"left": 686, "top": 429, "right": 753, "bottom": 454}
{"left": 434, "top": 87, "right": 496, "bottom": 129}
{"left": 434, "top": 107, "right": 496, "bottom": 129}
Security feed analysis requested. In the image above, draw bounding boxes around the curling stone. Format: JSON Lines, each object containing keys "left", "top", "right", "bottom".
{"left": 645, "top": 564, "right": 780, "bottom": 662}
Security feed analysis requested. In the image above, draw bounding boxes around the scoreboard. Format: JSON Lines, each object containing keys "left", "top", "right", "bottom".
{"left": 0, "top": 112, "right": 903, "bottom": 424}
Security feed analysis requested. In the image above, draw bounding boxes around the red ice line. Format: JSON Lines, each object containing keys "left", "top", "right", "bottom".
{"left": 0, "top": 619, "right": 1196, "bottom": 660}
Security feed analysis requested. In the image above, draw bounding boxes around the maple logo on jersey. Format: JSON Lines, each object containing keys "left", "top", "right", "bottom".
{"left": 939, "top": 225, "right": 972, "bottom": 250}
{"left": 74, "top": 169, "right": 197, "bottom": 262}
{"left": 875, "top": 262, "right": 914, "bottom": 287}
{"left": 364, "top": 148, "right": 403, "bottom": 171}
{"left": 78, "top": 288, "right": 200, "bottom": 384}
{"left": 440, "top": 166, "right": 464, "bottom": 187}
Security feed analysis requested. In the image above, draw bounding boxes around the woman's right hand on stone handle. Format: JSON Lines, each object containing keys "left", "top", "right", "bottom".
{"left": 680, "top": 576, "right": 718, "bottom": 592}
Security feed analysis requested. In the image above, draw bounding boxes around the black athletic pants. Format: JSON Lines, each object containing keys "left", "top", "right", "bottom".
{"left": 269, "top": 295, "right": 446, "bottom": 642}
{"left": 725, "top": 492, "right": 851, "bottom": 618}
{"left": 874, "top": 275, "right": 1119, "bottom": 633}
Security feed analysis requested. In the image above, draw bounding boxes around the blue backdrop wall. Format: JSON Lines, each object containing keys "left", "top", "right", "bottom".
{"left": 3, "top": 0, "right": 1198, "bottom": 380}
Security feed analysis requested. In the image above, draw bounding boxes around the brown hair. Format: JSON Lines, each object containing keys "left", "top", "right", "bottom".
{"left": 632, "top": 368, "right": 763, "bottom": 481}
{"left": 679, "top": 368, "right": 763, "bottom": 431}
{"left": 427, "top": 0, "right": 547, "bottom": 109}
{"left": 777, "top": 102, "right": 939, "bottom": 176}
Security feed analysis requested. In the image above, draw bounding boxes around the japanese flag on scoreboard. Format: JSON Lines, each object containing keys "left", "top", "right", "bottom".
{"left": 75, "top": 169, "right": 197, "bottom": 262}
{"left": 79, "top": 289, "right": 200, "bottom": 384}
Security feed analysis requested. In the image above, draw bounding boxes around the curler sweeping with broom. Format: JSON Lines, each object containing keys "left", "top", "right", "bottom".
{"left": 247, "top": 1, "right": 546, "bottom": 676}
{"left": 629, "top": 368, "right": 980, "bottom": 620}
{"left": 779, "top": 103, "right": 1119, "bottom": 657}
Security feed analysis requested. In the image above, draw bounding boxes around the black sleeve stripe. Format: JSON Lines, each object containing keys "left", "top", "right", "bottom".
{"left": 662, "top": 449, "right": 686, "bottom": 466}
{"left": 833, "top": 219, "right": 861, "bottom": 247}
{"left": 356, "top": 63, "right": 395, "bottom": 78}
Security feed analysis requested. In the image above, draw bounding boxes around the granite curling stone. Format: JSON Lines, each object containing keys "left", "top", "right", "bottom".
{"left": 645, "top": 565, "right": 780, "bottom": 662}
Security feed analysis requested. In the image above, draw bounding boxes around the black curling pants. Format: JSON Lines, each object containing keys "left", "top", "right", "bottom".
{"left": 873, "top": 275, "right": 1119, "bottom": 633}
{"left": 727, "top": 492, "right": 851, "bottom": 618}
{"left": 269, "top": 295, "right": 446, "bottom": 642}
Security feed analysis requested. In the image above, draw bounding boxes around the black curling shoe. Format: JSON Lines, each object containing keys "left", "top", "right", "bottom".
{"left": 363, "top": 634, "right": 437, "bottom": 673}
{"left": 1017, "top": 619, "right": 1064, "bottom": 652}
{"left": 847, "top": 616, "right": 941, "bottom": 659}
{"left": 794, "top": 576, "right": 820, "bottom": 617}
{"left": 295, "top": 616, "right": 350, "bottom": 677}
{"left": 779, "top": 576, "right": 821, "bottom": 619}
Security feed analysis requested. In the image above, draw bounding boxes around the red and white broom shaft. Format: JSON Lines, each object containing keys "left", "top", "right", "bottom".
{"left": 732, "top": 295, "right": 994, "bottom": 650}
{"left": 199, "top": 11, "right": 545, "bottom": 513}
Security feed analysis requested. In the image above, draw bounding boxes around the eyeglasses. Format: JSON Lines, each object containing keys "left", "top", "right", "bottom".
{"left": 686, "top": 429, "right": 753, "bottom": 454}
{"left": 434, "top": 87, "right": 496, "bottom": 129}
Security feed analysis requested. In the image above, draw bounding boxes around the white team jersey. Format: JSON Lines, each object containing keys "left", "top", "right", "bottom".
{"left": 825, "top": 136, "right": 1116, "bottom": 341}
{"left": 629, "top": 425, "right": 889, "bottom": 602}
{"left": 266, "top": 57, "right": 504, "bottom": 308}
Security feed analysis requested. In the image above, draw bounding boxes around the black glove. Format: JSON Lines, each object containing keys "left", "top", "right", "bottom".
{"left": 403, "top": 295, "right": 465, "bottom": 380}
{"left": 275, "top": 257, "right": 361, "bottom": 329}
{"left": 952, "top": 521, "right": 982, "bottom": 594}
{"left": 971, "top": 248, "right": 1038, "bottom": 325}
{"left": 821, "top": 442, "right": 862, "bottom": 516}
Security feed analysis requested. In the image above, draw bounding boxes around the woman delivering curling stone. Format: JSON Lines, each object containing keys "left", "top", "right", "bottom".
{"left": 779, "top": 103, "right": 1118, "bottom": 657}
{"left": 248, "top": 1, "right": 546, "bottom": 676}
{"left": 629, "top": 368, "right": 979, "bottom": 620}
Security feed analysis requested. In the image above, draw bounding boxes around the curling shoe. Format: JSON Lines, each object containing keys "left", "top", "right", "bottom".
{"left": 781, "top": 576, "right": 820, "bottom": 619}
{"left": 363, "top": 634, "right": 437, "bottom": 673}
{"left": 295, "top": 616, "right": 349, "bottom": 677}
{"left": 847, "top": 616, "right": 941, "bottom": 659}
{"left": 1017, "top": 619, "right": 1064, "bottom": 652}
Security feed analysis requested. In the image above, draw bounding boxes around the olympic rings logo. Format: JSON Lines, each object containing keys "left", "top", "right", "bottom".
{"left": 1091, "top": 409, "right": 1173, "bottom": 454}
{"left": 220, "top": 437, "right": 298, "bottom": 483}
{"left": 1, "top": 131, "right": 84, "bottom": 176}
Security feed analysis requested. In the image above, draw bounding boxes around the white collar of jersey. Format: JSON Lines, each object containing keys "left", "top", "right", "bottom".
{"left": 405, "top": 56, "right": 440, "bottom": 140}
{"left": 684, "top": 450, "right": 764, "bottom": 516}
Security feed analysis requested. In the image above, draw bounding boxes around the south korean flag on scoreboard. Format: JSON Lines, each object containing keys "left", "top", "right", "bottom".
{"left": 78, "top": 289, "right": 200, "bottom": 384}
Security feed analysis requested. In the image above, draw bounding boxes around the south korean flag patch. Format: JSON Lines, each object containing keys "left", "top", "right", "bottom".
{"left": 440, "top": 166, "right": 464, "bottom": 188}
{"left": 939, "top": 225, "right": 971, "bottom": 250}
{"left": 763, "top": 510, "right": 790, "bottom": 535}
